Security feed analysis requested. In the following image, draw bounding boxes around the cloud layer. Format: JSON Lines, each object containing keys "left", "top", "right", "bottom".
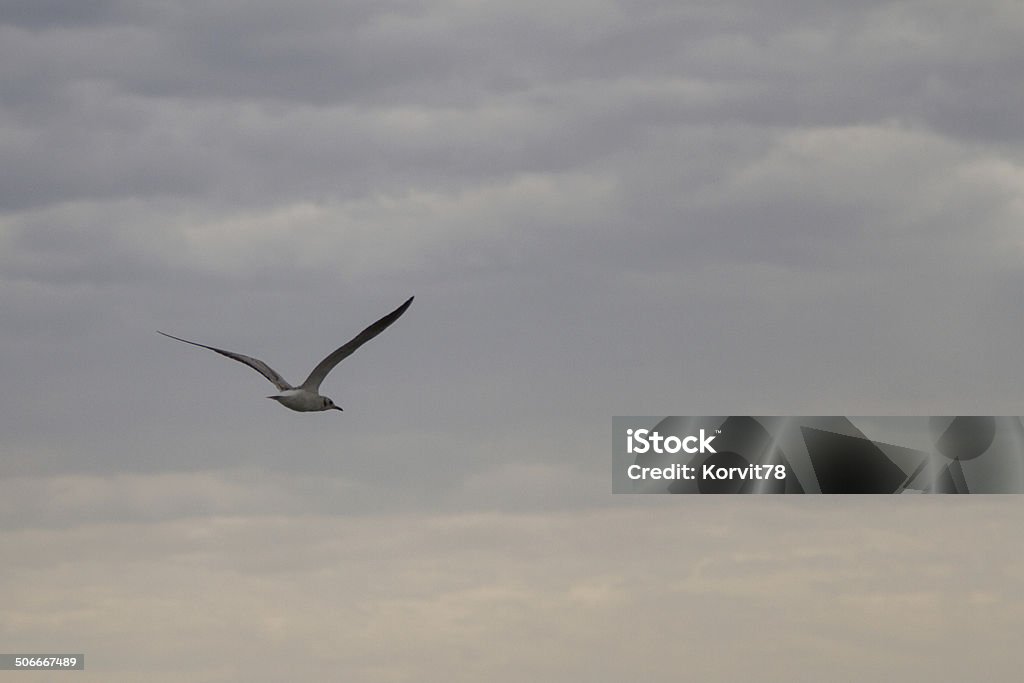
{"left": 2, "top": 1, "right": 1024, "bottom": 680}
{"left": 4, "top": 502, "right": 1022, "bottom": 682}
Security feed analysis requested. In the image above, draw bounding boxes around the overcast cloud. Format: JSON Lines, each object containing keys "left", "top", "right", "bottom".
{"left": 2, "top": 1, "right": 1024, "bottom": 680}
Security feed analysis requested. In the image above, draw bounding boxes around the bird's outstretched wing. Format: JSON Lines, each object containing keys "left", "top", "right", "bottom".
{"left": 157, "top": 331, "right": 294, "bottom": 391}
{"left": 300, "top": 296, "right": 414, "bottom": 392}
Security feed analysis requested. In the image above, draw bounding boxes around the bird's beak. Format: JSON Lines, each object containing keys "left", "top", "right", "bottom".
{"left": 333, "top": 406, "right": 344, "bottom": 411}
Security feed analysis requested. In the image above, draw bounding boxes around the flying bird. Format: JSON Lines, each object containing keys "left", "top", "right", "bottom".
{"left": 158, "top": 296, "right": 413, "bottom": 412}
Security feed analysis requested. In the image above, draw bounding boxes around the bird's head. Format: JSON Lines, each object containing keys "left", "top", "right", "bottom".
{"left": 322, "top": 396, "right": 344, "bottom": 411}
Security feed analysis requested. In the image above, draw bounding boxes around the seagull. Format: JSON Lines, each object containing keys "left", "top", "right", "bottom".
{"left": 158, "top": 296, "right": 413, "bottom": 412}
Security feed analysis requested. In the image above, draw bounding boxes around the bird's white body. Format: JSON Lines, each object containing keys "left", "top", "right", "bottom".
{"left": 269, "top": 389, "right": 333, "bottom": 412}
{"left": 159, "top": 296, "right": 413, "bottom": 413}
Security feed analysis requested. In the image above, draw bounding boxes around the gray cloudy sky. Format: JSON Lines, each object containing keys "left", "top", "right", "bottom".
{"left": 2, "top": 1, "right": 1024, "bottom": 680}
